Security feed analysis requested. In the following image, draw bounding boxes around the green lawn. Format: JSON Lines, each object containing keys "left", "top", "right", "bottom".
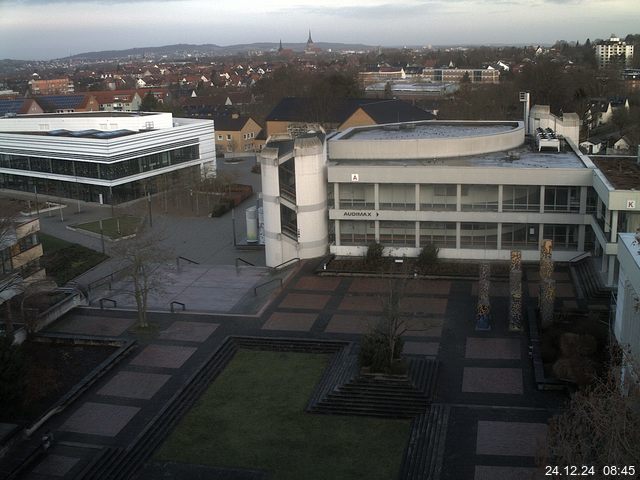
{"left": 39, "top": 233, "right": 109, "bottom": 285}
{"left": 74, "top": 215, "right": 141, "bottom": 239}
{"left": 155, "top": 350, "right": 411, "bottom": 480}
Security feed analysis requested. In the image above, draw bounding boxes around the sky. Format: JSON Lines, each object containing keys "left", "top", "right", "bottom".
{"left": 0, "top": 0, "right": 639, "bottom": 60}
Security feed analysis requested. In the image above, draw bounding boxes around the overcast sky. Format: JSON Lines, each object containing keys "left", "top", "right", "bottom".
{"left": 0, "top": 0, "right": 638, "bottom": 60}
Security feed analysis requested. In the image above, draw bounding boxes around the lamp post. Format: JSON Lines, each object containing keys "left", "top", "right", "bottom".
{"left": 147, "top": 192, "right": 153, "bottom": 227}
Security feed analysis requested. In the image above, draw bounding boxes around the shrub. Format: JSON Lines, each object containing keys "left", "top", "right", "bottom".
{"left": 359, "top": 331, "right": 404, "bottom": 374}
{"left": 416, "top": 244, "right": 439, "bottom": 272}
{"left": 364, "top": 242, "right": 384, "bottom": 270}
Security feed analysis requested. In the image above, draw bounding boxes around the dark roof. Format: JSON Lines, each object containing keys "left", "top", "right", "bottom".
{"left": 34, "top": 95, "right": 87, "bottom": 111}
{"left": 0, "top": 99, "right": 26, "bottom": 116}
{"left": 265, "top": 97, "right": 434, "bottom": 125}
{"left": 592, "top": 157, "right": 640, "bottom": 190}
{"left": 212, "top": 114, "right": 251, "bottom": 131}
{"left": 356, "top": 100, "right": 435, "bottom": 124}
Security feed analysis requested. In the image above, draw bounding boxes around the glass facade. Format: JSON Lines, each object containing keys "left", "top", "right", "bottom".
{"left": 544, "top": 186, "right": 580, "bottom": 213}
{"left": 543, "top": 224, "right": 578, "bottom": 250}
{"left": 0, "top": 145, "right": 199, "bottom": 182}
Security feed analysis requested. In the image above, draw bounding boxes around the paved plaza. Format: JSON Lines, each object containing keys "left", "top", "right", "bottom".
{"left": 6, "top": 259, "right": 578, "bottom": 480}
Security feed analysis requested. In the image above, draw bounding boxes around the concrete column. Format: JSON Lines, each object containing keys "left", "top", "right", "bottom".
{"left": 538, "top": 223, "right": 544, "bottom": 248}
{"left": 611, "top": 210, "right": 619, "bottom": 241}
{"left": 333, "top": 183, "right": 339, "bottom": 210}
{"left": 456, "top": 222, "right": 461, "bottom": 249}
{"left": 497, "top": 223, "right": 503, "bottom": 250}
{"left": 375, "top": 220, "right": 380, "bottom": 242}
{"left": 334, "top": 220, "right": 341, "bottom": 246}
{"left": 415, "top": 184, "right": 420, "bottom": 211}
{"left": 604, "top": 209, "right": 611, "bottom": 234}
{"left": 601, "top": 252, "right": 608, "bottom": 273}
{"left": 374, "top": 183, "right": 379, "bottom": 210}
{"left": 539, "top": 185, "right": 545, "bottom": 213}
{"left": 578, "top": 224, "right": 586, "bottom": 251}
{"left": 607, "top": 255, "right": 616, "bottom": 287}
{"left": 579, "top": 186, "right": 587, "bottom": 214}
{"left": 456, "top": 184, "right": 462, "bottom": 212}
{"left": 498, "top": 185, "right": 503, "bottom": 213}
{"left": 596, "top": 197, "right": 603, "bottom": 219}
{"left": 415, "top": 221, "right": 420, "bottom": 248}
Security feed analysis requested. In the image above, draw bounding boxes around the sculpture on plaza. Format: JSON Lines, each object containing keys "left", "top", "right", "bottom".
{"left": 475, "top": 263, "right": 491, "bottom": 331}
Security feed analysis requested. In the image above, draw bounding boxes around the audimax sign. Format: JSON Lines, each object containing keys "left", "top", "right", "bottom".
{"left": 343, "top": 211, "right": 379, "bottom": 217}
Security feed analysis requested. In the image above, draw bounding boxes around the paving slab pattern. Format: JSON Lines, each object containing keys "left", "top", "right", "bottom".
{"left": 462, "top": 367, "right": 524, "bottom": 394}
{"left": 325, "top": 314, "right": 378, "bottom": 334}
{"left": 403, "top": 341, "right": 439, "bottom": 356}
{"left": 97, "top": 371, "right": 171, "bottom": 400}
{"left": 278, "top": 293, "right": 331, "bottom": 310}
{"left": 261, "top": 312, "right": 318, "bottom": 331}
{"left": 129, "top": 344, "right": 197, "bottom": 369}
{"left": 60, "top": 402, "right": 140, "bottom": 437}
{"left": 292, "top": 276, "right": 341, "bottom": 291}
{"left": 476, "top": 421, "right": 548, "bottom": 457}
{"left": 465, "top": 338, "right": 521, "bottom": 360}
{"left": 158, "top": 321, "right": 219, "bottom": 342}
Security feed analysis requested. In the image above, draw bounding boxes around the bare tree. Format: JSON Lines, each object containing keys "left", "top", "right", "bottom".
{"left": 545, "top": 348, "right": 640, "bottom": 469}
{"left": 111, "top": 227, "right": 172, "bottom": 328}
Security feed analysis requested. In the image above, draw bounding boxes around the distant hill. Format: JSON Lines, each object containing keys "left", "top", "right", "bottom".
{"left": 64, "top": 42, "right": 375, "bottom": 61}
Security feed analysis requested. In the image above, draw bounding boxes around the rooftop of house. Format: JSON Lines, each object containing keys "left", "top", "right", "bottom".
{"left": 591, "top": 157, "right": 640, "bottom": 190}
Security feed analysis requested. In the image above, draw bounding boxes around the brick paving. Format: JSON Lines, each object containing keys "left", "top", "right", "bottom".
{"left": 325, "top": 314, "right": 377, "bottom": 334}
{"left": 338, "top": 295, "right": 384, "bottom": 312}
{"left": 292, "top": 276, "right": 342, "bottom": 291}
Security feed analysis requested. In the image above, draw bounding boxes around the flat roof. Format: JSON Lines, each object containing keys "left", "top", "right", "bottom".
{"left": 6, "top": 112, "right": 157, "bottom": 119}
{"left": 341, "top": 121, "right": 518, "bottom": 141}
{"left": 591, "top": 157, "right": 640, "bottom": 190}
{"left": 330, "top": 143, "right": 586, "bottom": 169}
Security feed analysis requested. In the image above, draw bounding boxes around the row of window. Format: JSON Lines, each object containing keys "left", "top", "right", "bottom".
{"left": 216, "top": 132, "right": 257, "bottom": 141}
{"left": 0, "top": 146, "right": 199, "bottom": 181}
{"left": 338, "top": 220, "right": 581, "bottom": 250}
{"left": 336, "top": 184, "right": 588, "bottom": 213}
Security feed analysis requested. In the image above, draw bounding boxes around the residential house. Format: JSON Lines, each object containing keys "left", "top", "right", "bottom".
{"left": 33, "top": 94, "right": 99, "bottom": 113}
{"left": 0, "top": 99, "right": 44, "bottom": 116}
{"left": 28, "top": 78, "right": 74, "bottom": 95}
{"left": 92, "top": 90, "right": 143, "bottom": 112}
{"left": 213, "top": 113, "right": 263, "bottom": 155}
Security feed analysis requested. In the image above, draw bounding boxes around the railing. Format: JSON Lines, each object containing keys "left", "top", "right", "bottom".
{"left": 99, "top": 298, "right": 117, "bottom": 309}
{"left": 176, "top": 256, "right": 199, "bottom": 271}
{"left": 88, "top": 267, "right": 128, "bottom": 292}
{"left": 170, "top": 301, "right": 186, "bottom": 313}
{"left": 568, "top": 251, "right": 592, "bottom": 263}
{"left": 271, "top": 257, "right": 300, "bottom": 271}
{"left": 235, "top": 257, "right": 255, "bottom": 268}
{"left": 254, "top": 278, "right": 283, "bottom": 296}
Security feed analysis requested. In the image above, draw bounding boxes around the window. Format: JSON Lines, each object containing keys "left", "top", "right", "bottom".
{"left": 502, "top": 223, "right": 538, "bottom": 249}
{"left": 420, "top": 222, "right": 456, "bottom": 248}
{"left": 226, "top": 134, "right": 232, "bottom": 141}
{"left": 339, "top": 183, "right": 374, "bottom": 209}
{"left": 502, "top": 185, "right": 540, "bottom": 212}
{"left": 460, "top": 223, "right": 498, "bottom": 249}
{"left": 379, "top": 221, "right": 415, "bottom": 247}
{"left": 544, "top": 186, "right": 580, "bottom": 213}
{"left": 420, "top": 184, "right": 456, "bottom": 211}
{"left": 379, "top": 184, "right": 415, "bottom": 210}
{"left": 543, "top": 224, "right": 578, "bottom": 250}
{"left": 461, "top": 185, "right": 498, "bottom": 211}
{"left": 217, "top": 134, "right": 223, "bottom": 140}
{"left": 340, "top": 220, "right": 375, "bottom": 245}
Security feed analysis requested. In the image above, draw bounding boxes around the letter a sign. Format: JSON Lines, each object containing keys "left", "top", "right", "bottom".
{"left": 351, "top": 173, "right": 359, "bottom": 182}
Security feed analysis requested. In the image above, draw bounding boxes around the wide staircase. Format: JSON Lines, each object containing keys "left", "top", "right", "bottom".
{"left": 570, "top": 255, "right": 611, "bottom": 303}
